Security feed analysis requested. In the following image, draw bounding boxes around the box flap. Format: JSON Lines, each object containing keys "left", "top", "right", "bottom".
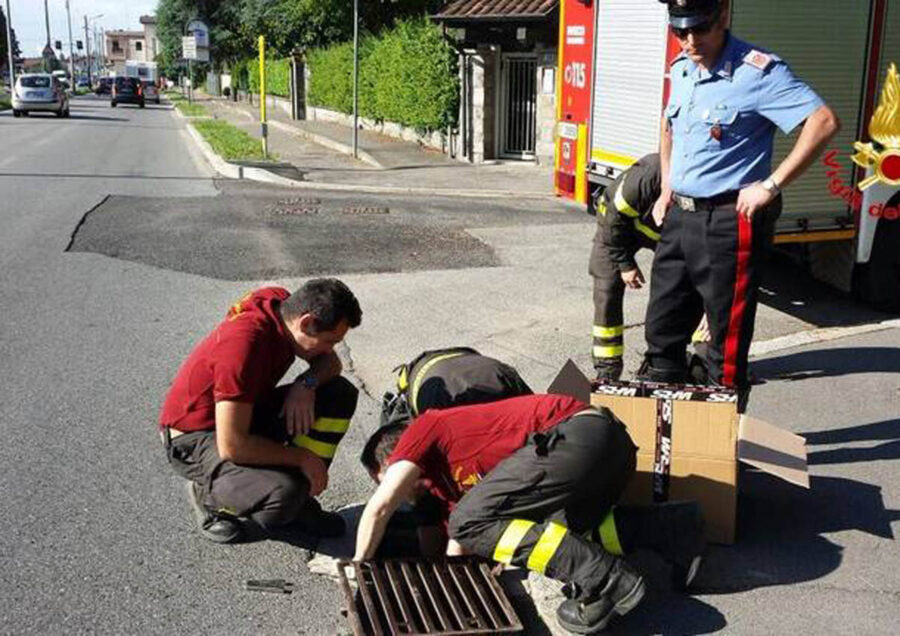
{"left": 547, "top": 359, "right": 592, "bottom": 404}
{"left": 738, "top": 415, "right": 809, "bottom": 489}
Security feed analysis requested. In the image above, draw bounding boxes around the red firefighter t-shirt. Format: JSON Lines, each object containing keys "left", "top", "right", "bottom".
{"left": 387, "top": 394, "right": 587, "bottom": 515}
{"left": 158, "top": 287, "right": 296, "bottom": 432}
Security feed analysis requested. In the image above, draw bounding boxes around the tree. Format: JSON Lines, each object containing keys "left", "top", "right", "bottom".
{"left": 154, "top": 0, "right": 446, "bottom": 74}
{"left": 1, "top": 5, "right": 22, "bottom": 81}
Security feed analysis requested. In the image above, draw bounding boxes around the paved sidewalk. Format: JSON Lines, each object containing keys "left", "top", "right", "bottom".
{"left": 201, "top": 95, "right": 557, "bottom": 197}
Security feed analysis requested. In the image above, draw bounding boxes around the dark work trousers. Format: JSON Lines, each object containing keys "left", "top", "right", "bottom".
{"left": 589, "top": 221, "right": 657, "bottom": 370}
{"left": 164, "top": 376, "right": 358, "bottom": 530}
{"left": 448, "top": 410, "right": 637, "bottom": 601}
{"left": 644, "top": 198, "right": 780, "bottom": 390}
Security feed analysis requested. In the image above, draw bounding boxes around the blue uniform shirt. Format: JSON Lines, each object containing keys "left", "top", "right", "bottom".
{"left": 666, "top": 32, "right": 824, "bottom": 198}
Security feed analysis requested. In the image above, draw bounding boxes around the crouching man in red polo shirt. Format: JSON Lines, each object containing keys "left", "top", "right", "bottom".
{"left": 159, "top": 278, "right": 362, "bottom": 544}
{"left": 356, "top": 394, "right": 707, "bottom": 634}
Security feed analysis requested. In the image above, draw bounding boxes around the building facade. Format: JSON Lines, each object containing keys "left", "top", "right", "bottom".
{"left": 433, "top": 1, "right": 560, "bottom": 165}
{"left": 105, "top": 16, "right": 159, "bottom": 75}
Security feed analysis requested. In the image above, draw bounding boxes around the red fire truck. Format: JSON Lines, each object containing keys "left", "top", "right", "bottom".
{"left": 555, "top": 0, "right": 899, "bottom": 311}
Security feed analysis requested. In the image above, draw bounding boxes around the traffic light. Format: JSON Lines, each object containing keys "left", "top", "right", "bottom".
{"left": 77, "top": 40, "right": 83, "bottom": 50}
{"left": 55, "top": 40, "right": 62, "bottom": 50}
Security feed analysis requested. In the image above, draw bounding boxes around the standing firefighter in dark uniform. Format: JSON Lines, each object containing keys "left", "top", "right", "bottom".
{"left": 641, "top": 0, "right": 839, "bottom": 400}
{"left": 590, "top": 154, "right": 664, "bottom": 381}
{"left": 591, "top": 154, "right": 709, "bottom": 381}
{"left": 356, "top": 394, "right": 706, "bottom": 635}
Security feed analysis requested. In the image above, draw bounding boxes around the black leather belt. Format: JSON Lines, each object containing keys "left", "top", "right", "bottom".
{"left": 673, "top": 190, "right": 740, "bottom": 212}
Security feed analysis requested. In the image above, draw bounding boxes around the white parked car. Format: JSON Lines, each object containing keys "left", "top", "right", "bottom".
{"left": 12, "top": 74, "right": 70, "bottom": 118}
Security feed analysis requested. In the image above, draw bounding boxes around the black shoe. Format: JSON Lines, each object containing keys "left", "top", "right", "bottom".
{"left": 687, "top": 353, "right": 710, "bottom": 385}
{"left": 635, "top": 358, "right": 687, "bottom": 384}
{"left": 655, "top": 501, "right": 706, "bottom": 590}
{"left": 294, "top": 499, "right": 346, "bottom": 538}
{"left": 594, "top": 360, "right": 624, "bottom": 383}
{"left": 556, "top": 559, "right": 645, "bottom": 634}
{"left": 185, "top": 481, "right": 243, "bottom": 544}
{"left": 613, "top": 501, "right": 705, "bottom": 590}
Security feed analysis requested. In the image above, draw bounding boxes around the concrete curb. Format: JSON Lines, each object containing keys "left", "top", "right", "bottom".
{"left": 267, "top": 118, "right": 383, "bottom": 168}
{"left": 174, "top": 100, "right": 557, "bottom": 199}
{"left": 182, "top": 120, "right": 242, "bottom": 179}
{"left": 212, "top": 98, "right": 383, "bottom": 168}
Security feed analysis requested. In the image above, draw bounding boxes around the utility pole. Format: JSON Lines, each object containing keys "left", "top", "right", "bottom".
{"left": 4, "top": 0, "right": 15, "bottom": 86}
{"left": 43, "top": 0, "right": 51, "bottom": 48}
{"left": 352, "top": 0, "right": 359, "bottom": 159}
{"left": 65, "top": 0, "right": 75, "bottom": 85}
{"left": 83, "top": 16, "right": 91, "bottom": 86}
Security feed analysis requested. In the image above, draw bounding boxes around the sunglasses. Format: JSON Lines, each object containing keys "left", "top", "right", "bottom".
{"left": 672, "top": 21, "right": 715, "bottom": 39}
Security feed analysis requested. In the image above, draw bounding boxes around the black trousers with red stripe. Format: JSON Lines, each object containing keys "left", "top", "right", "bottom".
{"left": 644, "top": 198, "right": 780, "bottom": 390}
{"left": 447, "top": 410, "right": 637, "bottom": 600}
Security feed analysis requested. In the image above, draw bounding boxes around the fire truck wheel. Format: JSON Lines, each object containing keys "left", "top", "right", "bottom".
{"left": 853, "top": 191, "right": 900, "bottom": 314}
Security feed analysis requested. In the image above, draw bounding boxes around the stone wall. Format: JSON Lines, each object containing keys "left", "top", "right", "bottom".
{"left": 534, "top": 49, "right": 558, "bottom": 166}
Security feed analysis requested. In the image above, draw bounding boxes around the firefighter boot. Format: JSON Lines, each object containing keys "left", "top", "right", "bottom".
{"left": 594, "top": 358, "right": 624, "bottom": 382}
{"left": 555, "top": 558, "right": 646, "bottom": 635}
{"left": 186, "top": 481, "right": 244, "bottom": 544}
{"left": 614, "top": 502, "right": 706, "bottom": 590}
{"left": 294, "top": 498, "right": 346, "bottom": 538}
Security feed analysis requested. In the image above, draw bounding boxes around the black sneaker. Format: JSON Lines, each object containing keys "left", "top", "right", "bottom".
{"left": 185, "top": 481, "right": 243, "bottom": 544}
{"left": 294, "top": 498, "right": 346, "bottom": 538}
{"left": 594, "top": 360, "right": 624, "bottom": 383}
{"left": 555, "top": 559, "right": 646, "bottom": 634}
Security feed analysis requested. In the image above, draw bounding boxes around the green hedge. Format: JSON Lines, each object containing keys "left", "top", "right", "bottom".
{"left": 247, "top": 57, "right": 291, "bottom": 97}
{"left": 308, "top": 18, "right": 458, "bottom": 131}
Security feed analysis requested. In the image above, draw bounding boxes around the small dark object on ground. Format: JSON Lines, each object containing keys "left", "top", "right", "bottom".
{"left": 245, "top": 579, "right": 295, "bottom": 594}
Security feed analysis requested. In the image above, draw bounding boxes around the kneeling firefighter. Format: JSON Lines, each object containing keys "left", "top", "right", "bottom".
{"left": 357, "top": 394, "right": 706, "bottom": 635}
{"left": 380, "top": 346, "right": 534, "bottom": 426}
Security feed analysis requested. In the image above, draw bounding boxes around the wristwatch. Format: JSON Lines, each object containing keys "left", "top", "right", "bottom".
{"left": 298, "top": 372, "right": 318, "bottom": 390}
{"left": 762, "top": 177, "right": 781, "bottom": 195}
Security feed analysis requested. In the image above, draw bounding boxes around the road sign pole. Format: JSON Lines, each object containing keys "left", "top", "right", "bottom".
{"left": 259, "top": 35, "right": 268, "bottom": 159}
{"left": 352, "top": 0, "right": 359, "bottom": 159}
{"left": 4, "top": 0, "right": 15, "bottom": 87}
{"left": 65, "top": 1, "right": 75, "bottom": 89}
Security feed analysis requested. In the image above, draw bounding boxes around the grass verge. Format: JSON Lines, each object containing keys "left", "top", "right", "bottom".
{"left": 0, "top": 95, "right": 10, "bottom": 111}
{"left": 191, "top": 119, "right": 271, "bottom": 161}
{"left": 176, "top": 101, "right": 208, "bottom": 117}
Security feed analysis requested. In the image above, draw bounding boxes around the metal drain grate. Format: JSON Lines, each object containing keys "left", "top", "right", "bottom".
{"left": 337, "top": 558, "right": 523, "bottom": 635}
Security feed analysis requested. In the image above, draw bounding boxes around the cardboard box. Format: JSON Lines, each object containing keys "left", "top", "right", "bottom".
{"left": 548, "top": 360, "right": 809, "bottom": 544}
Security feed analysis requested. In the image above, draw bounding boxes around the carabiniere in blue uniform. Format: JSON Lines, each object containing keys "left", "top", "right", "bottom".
{"left": 643, "top": 0, "right": 827, "bottom": 406}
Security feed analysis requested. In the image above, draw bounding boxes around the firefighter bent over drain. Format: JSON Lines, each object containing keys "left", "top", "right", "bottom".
{"left": 356, "top": 394, "right": 705, "bottom": 634}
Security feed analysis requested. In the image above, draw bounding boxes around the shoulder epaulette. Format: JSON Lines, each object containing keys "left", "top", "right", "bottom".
{"left": 743, "top": 49, "right": 780, "bottom": 71}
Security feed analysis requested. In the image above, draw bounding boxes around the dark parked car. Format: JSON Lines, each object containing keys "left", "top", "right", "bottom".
{"left": 111, "top": 77, "right": 144, "bottom": 108}
{"left": 94, "top": 77, "right": 113, "bottom": 95}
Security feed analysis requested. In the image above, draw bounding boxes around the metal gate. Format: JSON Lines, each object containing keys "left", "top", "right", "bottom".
{"left": 500, "top": 55, "right": 538, "bottom": 159}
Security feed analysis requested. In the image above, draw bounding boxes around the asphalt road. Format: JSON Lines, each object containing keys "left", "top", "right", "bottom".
{"left": 0, "top": 94, "right": 897, "bottom": 635}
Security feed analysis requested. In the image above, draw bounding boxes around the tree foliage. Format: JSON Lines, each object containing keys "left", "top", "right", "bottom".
{"left": 154, "top": 0, "right": 446, "bottom": 73}
{"left": 1, "top": 6, "right": 23, "bottom": 75}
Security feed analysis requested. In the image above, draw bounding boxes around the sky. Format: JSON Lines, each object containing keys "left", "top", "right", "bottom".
{"left": 5, "top": 0, "right": 158, "bottom": 57}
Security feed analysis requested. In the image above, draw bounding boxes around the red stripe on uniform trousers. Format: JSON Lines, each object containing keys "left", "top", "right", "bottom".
{"left": 723, "top": 212, "right": 753, "bottom": 387}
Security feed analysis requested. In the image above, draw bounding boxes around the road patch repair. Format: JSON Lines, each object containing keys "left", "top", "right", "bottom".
{"left": 65, "top": 193, "right": 500, "bottom": 280}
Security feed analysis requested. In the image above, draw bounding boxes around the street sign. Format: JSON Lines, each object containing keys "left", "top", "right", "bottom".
{"left": 182, "top": 36, "right": 197, "bottom": 60}
{"left": 184, "top": 19, "right": 210, "bottom": 62}
{"left": 186, "top": 19, "right": 209, "bottom": 48}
